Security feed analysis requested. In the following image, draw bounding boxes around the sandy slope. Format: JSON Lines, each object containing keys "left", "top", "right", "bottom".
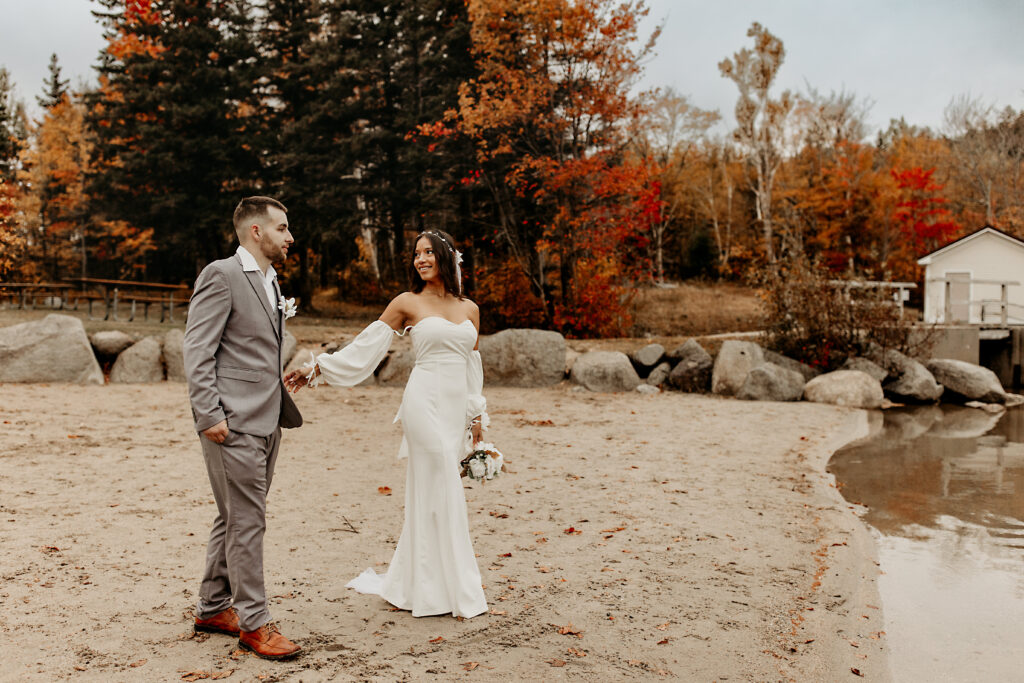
{"left": 0, "top": 383, "right": 889, "bottom": 682}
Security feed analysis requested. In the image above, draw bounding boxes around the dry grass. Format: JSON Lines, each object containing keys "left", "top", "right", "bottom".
{"left": 629, "top": 282, "right": 764, "bottom": 337}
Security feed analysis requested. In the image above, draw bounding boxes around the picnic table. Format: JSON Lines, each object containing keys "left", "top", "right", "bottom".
{"left": 63, "top": 277, "right": 192, "bottom": 323}
{"left": 0, "top": 282, "right": 76, "bottom": 310}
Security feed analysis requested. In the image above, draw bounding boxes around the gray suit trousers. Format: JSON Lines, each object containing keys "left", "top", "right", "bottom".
{"left": 196, "top": 428, "right": 281, "bottom": 632}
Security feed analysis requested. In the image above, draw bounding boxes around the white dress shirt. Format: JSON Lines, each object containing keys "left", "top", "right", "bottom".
{"left": 235, "top": 245, "right": 278, "bottom": 312}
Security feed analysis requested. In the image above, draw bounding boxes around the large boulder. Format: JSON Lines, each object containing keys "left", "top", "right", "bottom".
{"left": 737, "top": 363, "right": 805, "bottom": 402}
{"left": 870, "top": 347, "right": 943, "bottom": 403}
{"left": 711, "top": 340, "right": 765, "bottom": 396}
{"left": 90, "top": 330, "right": 134, "bottom": 357}
{"left": 926, "top": 358, "right": 1007, "bottom": 404}
{"left": 565, "top": 348, "right": 580, "bottom": 376}
{"left": 646, "top": 361, "right": 672, "bottom": 387}
{"left": 570, "top": 351, "right": 641, "bottom": 392}
{"left": 282, "top": 331, "right": 297, "bottom": 369}
{"left": 479, "top": 329, "right": 565, "bottom": 387}
{"left": 629, "top": 343, "right": 665, "bottom": 374}
{"left": 840, "top": 356, "right": 888, "bottom": 383}
{"left": 0, "top": 314, "right": 103, "bottom": 384}
{"left": 110, "top": 336, "right": 164, "bottom": 383}
{"left": 163, "top": 328, "right": 186, "bottom": 382}
{"left": 378, "top": 349, "right": 414, "bottom": 386}
{"left": 667, "top": 339, "right": 713, "bottom": 392}
{"left": 803, "top": 370, "right": 884, "bottom": 409}
{"left": 763, "top": 349, "right": 820, "bottom": 382}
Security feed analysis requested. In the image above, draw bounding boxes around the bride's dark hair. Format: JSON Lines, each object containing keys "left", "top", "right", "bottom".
{"left": 409, "top": 229, "right": 464, "bottom": 299}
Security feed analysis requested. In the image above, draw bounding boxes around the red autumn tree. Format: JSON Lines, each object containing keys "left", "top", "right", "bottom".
{"left": 889, "top": 166, "right": 960, "bottom": 280}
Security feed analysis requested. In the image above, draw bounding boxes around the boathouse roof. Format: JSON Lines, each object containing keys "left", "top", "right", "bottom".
{"left": 918, "top": 225, "right": 1024, "bottom": 266}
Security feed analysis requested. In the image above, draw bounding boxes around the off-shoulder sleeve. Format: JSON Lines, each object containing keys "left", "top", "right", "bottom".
{"left": 465, "top": 349, "right": 489, "bottom": 430}
{"left": 315, "top": 320, "right": 395, "bottom": 387}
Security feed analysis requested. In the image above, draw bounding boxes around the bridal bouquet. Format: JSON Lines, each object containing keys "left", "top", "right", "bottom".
{"left": 460, "top": 442, "right": 505, "bottom": 482}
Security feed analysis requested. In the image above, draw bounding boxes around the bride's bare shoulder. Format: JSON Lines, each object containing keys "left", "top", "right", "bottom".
{"left": 380, "top": 291, "right": 418, "bottom": 329}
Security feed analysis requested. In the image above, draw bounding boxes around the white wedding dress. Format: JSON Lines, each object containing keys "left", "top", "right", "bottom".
{"left": 313, "top": 316, "right": 488, "bottom": 618}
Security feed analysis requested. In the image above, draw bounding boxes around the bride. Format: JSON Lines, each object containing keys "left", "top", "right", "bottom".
{"left": 284, "top": 229, "right": 488, "bottom": 619}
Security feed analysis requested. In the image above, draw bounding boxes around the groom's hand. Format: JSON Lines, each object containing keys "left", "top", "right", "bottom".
{"left": 202, "top": 420, "right": 229, "bottom": 444}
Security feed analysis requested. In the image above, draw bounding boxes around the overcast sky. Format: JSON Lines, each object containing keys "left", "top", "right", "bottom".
{"left": 2, "top": 0, "right": 1022, "bottom": 134}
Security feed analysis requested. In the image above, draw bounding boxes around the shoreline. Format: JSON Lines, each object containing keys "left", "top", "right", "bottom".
{"left": 2, "top": 383, "right": 889, "bottom": 681}
{"left": 789, "top": 409, "right": 891, "bottom": 682}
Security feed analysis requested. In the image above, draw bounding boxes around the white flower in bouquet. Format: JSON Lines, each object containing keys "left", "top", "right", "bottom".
{"left": 460, "top": 441, "right": 506, "bottom": 482}
{"left": 469, "top": 458, "right": 487, "bottom": 479}
{"left": 485, "top": 453, "right": 499, "bottom": 478}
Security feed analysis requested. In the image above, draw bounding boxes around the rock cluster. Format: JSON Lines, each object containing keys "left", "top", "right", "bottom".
{"left": 1, "top": 316, "right": 1018, "bottom": 412}
{"left": 0, "top": 314, "right": 300, "bottom": 385}
{"left": 581, "top": 334, "right": 1017, "bottom": 409}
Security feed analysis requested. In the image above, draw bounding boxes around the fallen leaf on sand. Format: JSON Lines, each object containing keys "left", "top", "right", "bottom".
{"left": 656, "top": 621, "right": 670, "bottom": 630}
{"left": 563, "top": 527, "right": 582, "bottom": 535}
{"left": 537, "top": 566, "right": 551, "bottom": 573}
{"left": 547, "top": 659, "right": 566, "bottom": 667}
{"left": 567, "top": 647, "right": 586, "bottom": 658}
{"left": 868, "top": 631, "right": 885, "bottom": 640}
{"left": 429, "top": 636, "right": 444, "bottom": 643}
{"left": 557, "top": 622, "right": 583, "bottom": 638}
{"left": 489, "top": 609, "right": 506, "bottom": 615}
{"left": 74, "top": 666, "right": 86, "bottom": 672}
{"left": 462, "top": 662, "right": 479, "bottom": 671}
{"left": 657, "top": 638, "right": 670, "bottom": 645}
{"left": 498, "top": 552, "right": 512, "bottom": 558}
{"left": 851, "top": 668, "right": 864, "bottom": 677}
{"left": 628, "top": 660, "right": 644, "bottom": 667}
{"left": 180, "top": 671, "right": 234, "bottom": 682}
{"left": 129, "top": 659, "right": 147, "bottom": 667}
{"left": 377, "top": 486, "right": 392, "bottom": 495}
{"left": 601, "top": 526, "right": 626, "bottom": 533}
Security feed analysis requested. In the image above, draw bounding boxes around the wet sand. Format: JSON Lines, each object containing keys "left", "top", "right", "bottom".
{"left": 1, "top": 383, "right": 888, "bottom": 681}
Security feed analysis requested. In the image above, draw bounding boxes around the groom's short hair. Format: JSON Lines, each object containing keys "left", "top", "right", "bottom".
{"left": 233, "top": 196, "right": 287, "bottom": 236}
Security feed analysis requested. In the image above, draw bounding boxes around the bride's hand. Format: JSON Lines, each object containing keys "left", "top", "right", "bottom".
{"left": 470, "top": 421, "right": 483, "bottom": 446}
{"left": 283, "top": 368, "right": 309, "bottom": 393}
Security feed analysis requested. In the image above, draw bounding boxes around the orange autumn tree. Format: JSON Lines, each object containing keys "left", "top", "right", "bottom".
{"left": 426, "top": 0, "right": 659, "bottom": 336}
{"left": 17, "top": 93, "right": 95, "bottom": 281}
{"left": 0, "top": 177, "right": 24, "bottom": 278}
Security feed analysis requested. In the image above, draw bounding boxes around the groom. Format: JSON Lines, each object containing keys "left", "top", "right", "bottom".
{"left": 183, "top": 196, "right": 304, "bottom": 660}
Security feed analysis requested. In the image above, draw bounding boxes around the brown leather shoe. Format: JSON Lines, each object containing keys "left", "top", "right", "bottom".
{"left": 194, "top": 607, "right": 240, "bottom": 636}
{"left": 238, "top": 622, "right": 301, "bottom": 660}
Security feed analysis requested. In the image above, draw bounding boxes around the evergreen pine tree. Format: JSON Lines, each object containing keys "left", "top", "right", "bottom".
{"left": 0, "top": 68, "right": 26, "bottom": 181}
{"left": 89, "top": 0, "right": 262, "bottom": 281}
{"left": 37, "top": 53, "right": 70, "bottom": 109}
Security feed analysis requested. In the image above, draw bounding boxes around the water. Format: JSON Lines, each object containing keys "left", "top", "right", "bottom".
{"left": 828, "top": 406, "right": 1024, "bottom": 683}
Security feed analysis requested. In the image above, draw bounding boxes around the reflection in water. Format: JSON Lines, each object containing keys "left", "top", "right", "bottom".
{"left": 829, "top": 406, "right": 1024, "bottom": 683}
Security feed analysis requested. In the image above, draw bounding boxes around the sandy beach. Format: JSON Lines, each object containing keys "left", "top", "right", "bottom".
{"left": 1, "top": 382, "right": 889, "bottom": 681}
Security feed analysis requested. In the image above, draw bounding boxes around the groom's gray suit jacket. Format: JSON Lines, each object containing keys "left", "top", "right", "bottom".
{"left": 183, "top": 253, "right": 302, "bottom": 436}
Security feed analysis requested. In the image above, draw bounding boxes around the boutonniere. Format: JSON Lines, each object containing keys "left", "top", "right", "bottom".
{"left": 278, "top": 295, "right": 297, "bottom": 320}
